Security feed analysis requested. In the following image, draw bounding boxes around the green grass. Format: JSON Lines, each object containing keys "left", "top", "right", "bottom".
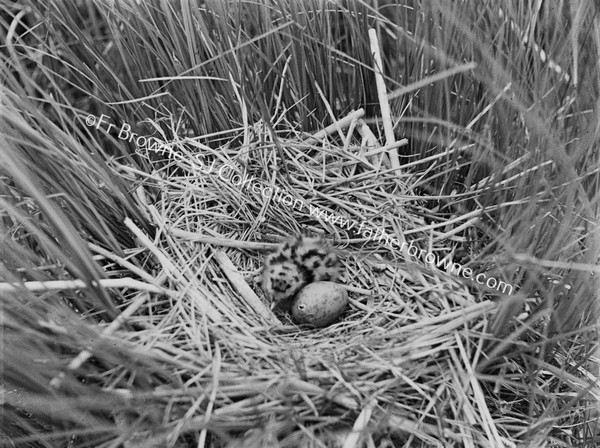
{"left": 1, "top": 1, "right": 598, "bottom": 447}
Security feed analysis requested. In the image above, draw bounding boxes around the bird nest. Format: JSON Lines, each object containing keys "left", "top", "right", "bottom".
{"left": 101, "top": 110, "right": 508, "bottom": 447}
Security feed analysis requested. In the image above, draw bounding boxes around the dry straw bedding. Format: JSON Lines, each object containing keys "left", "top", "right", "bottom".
{"left": 1, "top": 3, "right": 598, "bottom": 447}
{"left": 103, "top": 113, "right": 519, "bottom": 447}
{"left": 2, "top": 105, "right": 594, "bottom": 447}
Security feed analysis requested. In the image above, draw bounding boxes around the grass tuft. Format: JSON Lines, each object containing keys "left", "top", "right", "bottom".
{"left": 1, "top": 1, "right": 598, "bottom": 447}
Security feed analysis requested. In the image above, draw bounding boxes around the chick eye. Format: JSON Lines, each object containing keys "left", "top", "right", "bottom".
{"left": 297, "top": 303, "right": 306, "bottom": 311}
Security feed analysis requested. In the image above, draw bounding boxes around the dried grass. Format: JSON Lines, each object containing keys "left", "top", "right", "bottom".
{"left": 1, "top": 1, "right": 599, "bottom": 447}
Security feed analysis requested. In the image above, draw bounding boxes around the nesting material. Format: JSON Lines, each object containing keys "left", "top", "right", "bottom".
{"left": 107, "top": 108, "right": 504, "bottom": 446}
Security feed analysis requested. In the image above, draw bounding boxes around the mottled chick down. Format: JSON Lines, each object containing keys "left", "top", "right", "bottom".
{"left": 261, "top": 235, "right": 343, "bottom": 310}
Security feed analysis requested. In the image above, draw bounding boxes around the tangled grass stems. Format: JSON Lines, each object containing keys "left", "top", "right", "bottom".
{"left": 1, "top": 1, "right": 599, "bottom": 447}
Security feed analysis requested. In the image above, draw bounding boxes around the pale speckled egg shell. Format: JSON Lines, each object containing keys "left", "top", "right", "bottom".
{"left": 291, "top": 281, "right": 348, "bottom": 327}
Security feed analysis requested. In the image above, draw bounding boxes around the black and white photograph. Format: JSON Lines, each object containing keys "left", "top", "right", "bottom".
{"left": 1, "top": 1, "right": 598, "bottom": 447}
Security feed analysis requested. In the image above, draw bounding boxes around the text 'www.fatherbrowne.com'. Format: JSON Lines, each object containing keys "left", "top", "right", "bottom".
{"left": 304, "top": 206, "right": 513, "bottom": 295}
{"left": 205, "top": 157, "right": 514, "bottom": 296}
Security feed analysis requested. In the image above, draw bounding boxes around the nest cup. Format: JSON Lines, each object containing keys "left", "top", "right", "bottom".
{"left": 136, "top": 119, "right": 502, "bottom": 446}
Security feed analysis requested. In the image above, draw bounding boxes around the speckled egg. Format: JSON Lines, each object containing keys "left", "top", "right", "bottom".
{"left": 291, "top": 281, "right": 348, "bottom": 327}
